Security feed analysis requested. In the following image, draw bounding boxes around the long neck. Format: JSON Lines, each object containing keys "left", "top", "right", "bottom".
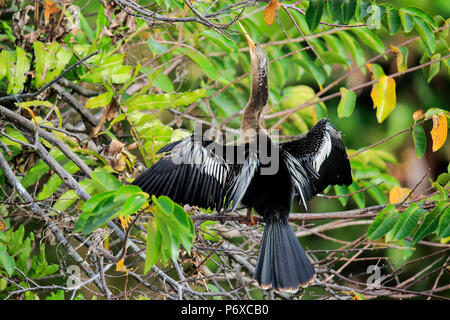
{"left": 241, "top": 61, "right": 268, "bottom": 132}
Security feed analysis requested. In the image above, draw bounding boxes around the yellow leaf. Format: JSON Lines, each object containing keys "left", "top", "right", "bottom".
{"left": 412, "top": 109, "right": 424, "bottom": 122}
{"left": 370, "top": 76, "right": 396, "bottom": 123}
{"left": 22, "top": 106, "right": 39, "bottom": 130}
{"left": 430, "top": 114, "right": 447, "bottom": 152}
{"left": 389, "top": 186, "right": 411, "bottom": 203}
{"left": 312, "top": 106, "right": 317, "bottom": 125}
{"left": 342, "top": 291, "right": 366, "bottom": 300}
{"left": 116, "top": 259, "right": 127, "bottom": 273}
{"left": 390, "top": 45, "right": 407, "bottom": 73}
{"left": 119, "top": 216, "right": 133, "bottom": 230}
{"left": 104, "top": 235, "right": 110, "bottom": 251}
{"left": 116, "top": 259, "right": 133, "bottom": 274}
{"left": 0, "top": 219, "right": 5, "bottom": 232}
{"left": 264, "top": 0, "right": 281, "bottom": 26}
{"left": 44, "top": 1, "right": 60, "bottom": 25}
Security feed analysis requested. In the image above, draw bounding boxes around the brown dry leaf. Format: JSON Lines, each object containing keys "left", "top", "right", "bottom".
{"left": 412, "top": 109, "right": 424, "bottom": 122}
{"left": 390, "top": 45, "right": 408, "bottom": 73}
{"left": 113, "top": 153, "right": 127, "bottom": 172}
{"left": 44, "top": 0, "right": 61, "bottom": 25}
{"left": 389, "top": 186, "right": 411, "bottom": 203}
{"left": 430, "top": 114, "right": 447, "bottom": 152}
{"left": 264, "top": 0, "right": 281, "bottom": 26}
{"left": 108, "top": 139, "right": 125, "bottom": 156}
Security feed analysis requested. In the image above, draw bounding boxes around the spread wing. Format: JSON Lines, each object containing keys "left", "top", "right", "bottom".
{"left": 132, "top": 135, "right": 259, "bottom": 212}
{"left": 281, "top": 119, "right": 352, "bottom": 207}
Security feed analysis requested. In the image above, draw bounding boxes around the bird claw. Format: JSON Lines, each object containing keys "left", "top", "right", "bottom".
{"left": 247, "top": 215, "right": 258, "bottom": 226}
{"left": 242, "top": 208, "right": 258, "bottom": 226}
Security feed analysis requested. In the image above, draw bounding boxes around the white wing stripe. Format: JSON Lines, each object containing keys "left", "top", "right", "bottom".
{"left": 312, "top": 131, "right": 332, "bottom": 172}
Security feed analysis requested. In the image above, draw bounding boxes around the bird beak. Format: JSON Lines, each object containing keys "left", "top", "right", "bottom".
{"left": 238, "top": 22, "right": 256, "bottom": 51}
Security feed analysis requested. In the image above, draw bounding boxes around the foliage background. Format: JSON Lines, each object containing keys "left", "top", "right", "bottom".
{"left": 0, "top": 0, "right": 448, "bottom": 300}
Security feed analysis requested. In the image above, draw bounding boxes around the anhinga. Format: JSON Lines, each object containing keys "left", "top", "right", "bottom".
{"left": 133, "top": 24, "right": 352, "bottom": 292}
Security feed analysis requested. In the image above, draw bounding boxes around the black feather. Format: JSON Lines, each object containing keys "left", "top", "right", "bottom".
{"left": 254, "top": 217, "right": 315, "bottom": 292}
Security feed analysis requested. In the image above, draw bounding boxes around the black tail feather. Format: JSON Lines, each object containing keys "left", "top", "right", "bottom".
{"left": 254, "top": 218, "right": 315, "bottom": 292}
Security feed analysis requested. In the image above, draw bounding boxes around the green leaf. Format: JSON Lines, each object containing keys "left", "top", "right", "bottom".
{"left": 437, "top": 206, "right": 450, "bottom": 238}
{"left": 321, "top": 34, "right": 349, "bottom": 62}
{"left": 203, "top": 30, "right": 238, "bottom": 53}
{"left": 367, "top": 204, "right": 398, "bottom": 240}
{"left": 424, "top": 53, "right": 441, "bottom": 83}
{"left": 53, "top": 179, "right": 95, "bottom": 212}
{"left": 414, "top": 17, "right": 436, "bottom": 54}
{"left": 392, "top": 203, "right": 422, "bottom": 240}
{"left": 351, "top": 28, "right": 385, "bottom": 54}
{"left": 36, "top": 160, "right": 79, "bottom": 200}
{"left": 115, "top": 192, "right": 148, "bottom": 218}
{"left": 399, "top": 9, "right": 415, "bottom": 33}
{"left": 372, "top": 149, "right": 397, "bottom": 164}
{"left": 147, "top": 37, "right": 167, "bottom": 55}
{"left": 177, "top": 47, "right": 218, "bottom": 80}
{"left": 110, "top": 65, "right": 133, "bottom": 84}
{"left": 349, "top": 182, "right": 365, "bottom": 209}
{"left": 367, "top": 63, "right": 385, "bottom": 79}
{"left": 8, "top": 225, "right": 25, "bottom": 255}
{"left": 153, "top": 72, "right": 174, "bottom": 93}
{"left": 387, "top": 8, "right": 402, "bottom": 34}
{"left": 77, "top": 193, "right": 122, "bottom": 234}
{"left": 356, "top": 0, "right": 371, "bottom": 20}
{"left": 334, "top": 184, "right": 350, "bottom": 207}
{"left": 12, "top": 47, "right": 30, "bottom": 94}
{"left": 412, "top": 202, "right": 448, "bottom": 244}
{"left": 342, "top": 0, "right": 357, "bottom": 24}
{"left": 320, "top": 52, "right": 349, "bottom": 66}
{"left": 123, "top": 89, "right": 206, "bottom": 111}
{"left": 337, "top": 31, "right": 365, "bottom": 67}
{"left": 433, "top": 182, "right": 448, "bottom": 202}
{"left": 305, "top": 0, "right": 324, "bottom": 31}
{"left": 90, "top": 169, "right": 123, "bottom": 192}
{"left": 436, "top": 172, "right": 450, "bottom": 187}
{"left": 401, "top": 7, "right": 438, "bottom": 30}
{"left": 0, "top": 50, "right": 14, "bottom": 82}
{"left": 21, "top": 148, "right": 65, "bottom": 188}
{"left": 73, "top": 180, "right": 147, "bottom": 235}
{"left": 361, "top": 181, "right": 387, "bottom": 205}
{"left": 86, "top": 86, "right": 114, "bottom": 109}
{"left": 96, "top": 4, "right": 107, "bottom": 38}
{"left": 79, "top": 12, "right": 95, "bottom": 40}
{"left": 0, "top": 244, "right": 15, "bottom": 276}
{"left": 33, "top": 41, "right": 73, "bottom": 88}
{"left": 81, "top": 54, "right": 129, "bottom": 84}
{"left": 151, "top": 195, "right": 194, "bottom": 262}
{"left": 295, "top": 53, "right": 326, "bottom": 86}
{"left": 327, "top": 0, "right": 342, "bottom": 22}
{"left": 412, "top": 125, "right": 427, "bottom": 159}
{"left": 45, "top": 290, "right": 65, "bottom": 300}
{"left": 337, "top": 87, "right": 356, "bottom": 118}
{"left": 145, "top": 218, "right": 162, "bottom": 273}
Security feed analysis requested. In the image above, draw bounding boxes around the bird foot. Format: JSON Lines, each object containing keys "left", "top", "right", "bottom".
{"left": 243, "top": 208, "right": 258, "bottom": 226}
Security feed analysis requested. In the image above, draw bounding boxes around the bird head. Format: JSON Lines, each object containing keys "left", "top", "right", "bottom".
{"left": 238, "top": 22, "right": 268, "bottom": 74}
